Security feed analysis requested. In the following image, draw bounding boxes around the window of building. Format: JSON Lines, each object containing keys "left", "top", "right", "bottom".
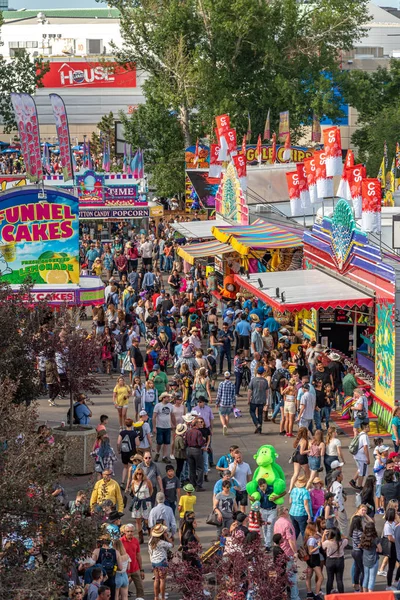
{"left": 87, "top": 39, "right": 102, "bottom": 54}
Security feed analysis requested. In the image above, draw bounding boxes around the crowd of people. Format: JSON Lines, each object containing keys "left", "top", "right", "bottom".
{"left": 33, "top": 220, "right": 400, "bottom": 600}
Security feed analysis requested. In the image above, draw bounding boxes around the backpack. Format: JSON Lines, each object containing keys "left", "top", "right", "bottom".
{"left": 120, "top": 430, "right": 136, "bottom": 453}
{"left": 134, "top": 422, "right": 145, "bottom": 442}
{"left": 270, "top": 370, "right": 284, "bottom": 391}
{"left": 67, "top": 403, "right": 79, "bottom": 425}
{"left": 99, "top": 547, "right": 116, "bottom": 575}
{"left": 349, "top": 433, "right": 361, "bottom": 456}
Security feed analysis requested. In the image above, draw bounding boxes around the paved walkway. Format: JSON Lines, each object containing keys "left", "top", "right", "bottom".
{"left": 38, "top": 374, "right": 389, "bottom": 597}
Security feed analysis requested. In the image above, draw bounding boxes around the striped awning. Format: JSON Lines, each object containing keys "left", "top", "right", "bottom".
{"left": 212, "top": 218, "right": 303, "bottom": 255}
{"left": 177, "top": 240, "right": 233, "bottom": 265}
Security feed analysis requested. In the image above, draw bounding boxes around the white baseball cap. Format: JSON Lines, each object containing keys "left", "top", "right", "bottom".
{"left": 330, "top": 460, "right": 344, "bottom": 469}
{"left": 224, "top": 371, "right": 231, "bottom": 378}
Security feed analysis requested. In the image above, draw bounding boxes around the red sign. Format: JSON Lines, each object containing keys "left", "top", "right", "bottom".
{"left": 41, "top": 62, "right": 136, "bottom": 88}
{"left": 362, "top": 178, "right": 381, "bottom": 213}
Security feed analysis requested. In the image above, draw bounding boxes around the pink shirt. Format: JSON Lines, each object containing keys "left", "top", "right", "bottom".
{"left": 273, "top": 517, "right": 296, "bottom": 558}
{"left": 310, "top": 488, "right": 325, "bottom": 516}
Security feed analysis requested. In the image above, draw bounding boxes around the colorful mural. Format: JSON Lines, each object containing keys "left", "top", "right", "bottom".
{"left": 375, "top": 301, "right": 395, "bottom": 407}
{"left": 215, "top": 162, "right": 249, "bottom": 225}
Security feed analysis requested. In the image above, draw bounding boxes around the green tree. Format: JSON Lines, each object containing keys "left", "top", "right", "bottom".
{"left": 109, "top": 0, "right": 370, "bottom": 193}
{"left": 338, "top": 59, "right": 400, "bottom": 175}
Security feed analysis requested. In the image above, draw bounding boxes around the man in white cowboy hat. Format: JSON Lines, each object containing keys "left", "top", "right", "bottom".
{"left": 189, "top": 326, "right": 202, "bottom": 350}
{"left": 328, "top": 351, "right": 345, "bottom": 401}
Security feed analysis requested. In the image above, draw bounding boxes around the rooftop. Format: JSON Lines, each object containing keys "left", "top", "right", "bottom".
{"left": 3, "top": 7, "right": 120, "bottom": 21}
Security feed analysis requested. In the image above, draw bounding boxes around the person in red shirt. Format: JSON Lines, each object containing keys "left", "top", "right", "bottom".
{"left": 121, "top": 524, "right": 144, "bottom": 597}
{"left": 114, "top": 251, "right": 128, "bottom": 280}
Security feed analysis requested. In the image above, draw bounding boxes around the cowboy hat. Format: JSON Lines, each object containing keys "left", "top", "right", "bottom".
{"left": 312, "top": 477, "right": 323, "bottom": 485}
{"left": 151, "top": 524, "right": 168, "bottom": 537}
{"left": 314, "top": 344, "right": 325, "bottom": 352}
{"left": 183, "top": 413, "right": 195, "bottom": 423}
{"left": 176, "top": 423, "right": 187, "bottom": 435}
{"left": 190, "top": 327, "right": 199, "bottom": 333}
{"left": 250, "top": 314, "right": 260, "bottom": 322}
{"left": 329, "top": 352, "right": 341, "bottom": 361}
{"left": 129, "top": 453, "right": 143, "bottom": 463}
{"left": 108, "top": 511, "right": 124, "bottom": 522}
{"left": 295, "top": 475, "right": 307, "bottom": 488}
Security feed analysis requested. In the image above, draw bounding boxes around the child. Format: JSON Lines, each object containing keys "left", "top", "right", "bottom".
{"left": 373, "top": 437, "right": 384, "bottom": 459}
{"left": 96, "top": 414, "right": 109, "bottom": 432}
{"left": 178, "top": 483, "right": 197, "bottom": 519}
{"left": 310, "top": 477, "right": 325, "bottom": 519}
{"left": 374, "top": 444, "right": 389, "bottom": 514}
{"left": 162, "top": 464, "right": 181, "bottom": 515}
{"left": 247, "top": 501, "right": 262, "bottom": 535}
{"left": 323, "top": 492, "right": 337, "bottom": 530}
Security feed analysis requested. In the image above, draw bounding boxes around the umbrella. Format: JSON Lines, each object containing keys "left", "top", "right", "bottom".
{"left": 72, "top": 145, "right": 82, "bottom": 151}
{"left": 1, "top": 148, "right": 20, "bottom": 154}
{"left": 0, "top": 141, "right": 9, "bottom": 147}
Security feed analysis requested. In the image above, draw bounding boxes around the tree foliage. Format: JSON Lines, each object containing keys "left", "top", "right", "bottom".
{"left": 108, "top": 0, "right": 370, "bottom": 193}
{"left": 91, "top": 111, "right": 117, "bottom": 168}
{"left": 338, "top": 59, "right": 400, "bottom": 176}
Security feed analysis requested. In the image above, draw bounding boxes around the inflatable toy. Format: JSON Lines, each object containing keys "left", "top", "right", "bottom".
{"left": 246, "top": 444, "right": 286, "bottom": 504}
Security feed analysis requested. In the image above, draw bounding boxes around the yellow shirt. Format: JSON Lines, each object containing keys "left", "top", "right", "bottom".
{"left": 90, "top": 478, "right": 124, "bottom": 512}
{"left": 93, "top": 264, "right": 103, "bottom": 276}
{"left": 179, "top": 494, "right": 197, "bottom": 518}
{"left": 113, "top": 384, "right": 131, "bottom": 407}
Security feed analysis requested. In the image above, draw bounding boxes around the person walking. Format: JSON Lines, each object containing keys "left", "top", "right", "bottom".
{"left": 153, "top": 392, "right": 175, "bottom": 463}
{"left": 120, "top": 524, "right": 145, "bottom": 599}
{"left": 322, "top": 526, "right": 348, "bottom": 595}
{"left": 288, "top": 475, "right": 312, "bottom": 540}
{"left": 217, "top": 322, "right": 234, "bottom": 374}
{"left": 360, "top": 522, "right": 382, "bottom": 592}
{"left": 216, "top": 371, "right": 236, "bottom": 436}
{"left": 247, "top": 366, "right": 268, "bottom": 434}
{"left": 350, "top": 422, "right": 370, "bottom": 491}
{"left": 185, "top": 418, "right": 206, "bottom": 492}
{"left": 273, "top": 506, "right": 301, "bottom": 600}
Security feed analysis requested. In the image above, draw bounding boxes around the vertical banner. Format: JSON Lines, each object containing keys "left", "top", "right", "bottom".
{"left": 271, "top": 132, "right": 277, "bottom": 164}
{"left": 49, "top": 93, "right": 74, "bottom": 181}
{"left": 193, "top": 138, "right": 199, "bottom": 167}
{"left": 347, "top": 164, "right": 366, "bottom": 219}
{"left": 256, "top": 134, "right": 262, "bottom": 165}
{"left": 314, "top": 150, "right": 333, "bottom": 200}
{"left": 286, "top": 171, "right": 301, "bottom": 216}
{"left": 233, "top": 153, "right": 247, "bottom": 190}
{"left": 246, "top": 112, "right": 251, "bottom": 142}
{"left": 396, "top": 142, "right": 400, "bottom": 168}
{"left": 323, "top": 126, "right": 343, "bottom": 177}
{"left": 225, "top": 128, "right": 237, "bottom": 157}
{"left": 209, "top": 144, "right": 222, "bottom": 179}
{"left": 337, "top": 147, "right": 353, "bottom": 201}
{"left": 263, "top": 109, "right": 271, "bottom": 141}
{"left": 304, "top": 156, "right": 317, "bottom": 204}
{"left": 311, "top": 113, "right": 321, "bottom": 143}
{"left": 10, "top": 93, "right": 42, "bottom": 183}
{"left": 216, "top": 114, "right": 230, "bottom": 161}
{"left": 279, "top": 111, "right": 290, "bottom": 141}
{"left": 362, "top": 178, "right": 381, "bottom": 233}
{"left": 296, "top": 162, "right": 310, "bottom": 210}
{"left": 283, "top": 132, "right": 291, "bottom": 161}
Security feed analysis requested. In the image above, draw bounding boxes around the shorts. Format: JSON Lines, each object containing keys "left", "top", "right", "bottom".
{"left": 308, "top": 456, "right": 321, "bottom": 471}
{"left": 307, "top": 553, "right": 321, "bottom": 569}
{"left": 121, "top": 452, "right": 134, "bottom": 465}
{"left": 284, "top": 401, "right": 296, "bottom": 415}
{"left": 236, "top": 490, "right": 248, "bottom": 507}
{"left": 376, "top": 483, "right": 382, "bottom": 498}
{"left": 354, "top": 416, "right": 370, "bottom": 429}
{"left": 156, "top": 427, "right": 171, "bottom": 446}
{"left": 115, "top": 572, "right": 129, "bottom": 588}
{"left": 238, "top": 335, "right": 250, "bottom": 350}
{"left": 218, "top": 406, "right": 233, "bottom": 416}
{"left": 355, "top": 460, "right": 368, "bottom": 477}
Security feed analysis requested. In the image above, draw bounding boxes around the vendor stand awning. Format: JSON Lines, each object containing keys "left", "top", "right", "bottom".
{"left": 212, "top": 218, "right": 303, "bottom": 255}
{"left": 170, "top": 218, "right": 231, "bottom": 240}
{"left": 177, "top": 240, "right": 233, "bottom": 265}
{"left": 234, "top": 270, "right": 374, "bottom": 312}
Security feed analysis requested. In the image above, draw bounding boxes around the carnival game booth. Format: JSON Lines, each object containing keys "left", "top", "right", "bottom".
{"left": 0, "top": 186, "right": 104, "bottom": 308}
{"left": 235, "top": 199, "right": 400, "bottom": 429}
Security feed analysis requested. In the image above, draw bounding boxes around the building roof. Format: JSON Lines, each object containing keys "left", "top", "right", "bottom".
{"left": 3, "top": 8, "right": 120, "bottom": 21}
{"left": 366, "top": 1, "right": 400, "bottom": 25}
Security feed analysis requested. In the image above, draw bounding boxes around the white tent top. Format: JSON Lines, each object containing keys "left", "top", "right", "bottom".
{"left": 234, "top": 269, "right": 374, "bottom": 312}
{"left": 170, "top": 218, "right": 231, "bottom": 239}
{"left": 177, "top": 239, "right": 233, "bottom": 265}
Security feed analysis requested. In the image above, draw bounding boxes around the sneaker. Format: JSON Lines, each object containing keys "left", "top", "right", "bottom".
{"left": 162, "top": 457, "right": 169, "bottom": 463}
{"left": 170, "top": 454, "right": 175, "bottom": 461}
{"left": 204, "top": 474, "right": 209, "bottom": 482}
{"left": 349, "top": 480, "right": 360, "bottom": 491}
{"left": 279, "top": 431, "right": 286, "bottom": 436}
{"left": 48, "top": 399, "right": 57, "bottom": 407}
{"left": 154, "top": 453, "right": 160, "bottom": 462}
{"left": 223, "top": 425, "right": 227, "bottom": 436}
{"left": 378, "top": 570, "right": 388, "bottom": 577}
{"left": 386, "top": 586, "right": 397, "bottom": 591}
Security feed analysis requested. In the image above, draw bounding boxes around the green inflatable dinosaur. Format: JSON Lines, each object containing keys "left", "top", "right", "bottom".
{"left": 246, "top": 444, "right": 286, "bottom": 504}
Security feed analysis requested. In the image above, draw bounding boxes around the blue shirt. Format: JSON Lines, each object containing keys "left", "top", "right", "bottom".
{"left": 289, "top": 487, "right": 311, "bottom": 517}
{"left": 392, "top": 416, "right": 400, "bottom": 441}
{"left": 235, "top": 320, "right": 251, "bottom": 336}
{"left": 297, "top": 383, "right": 316, "bottom": 401}
{"left": 213, "top": 477, "right": 240, "bottom": 495}
{"left": 86, "top": 248, "right": 100, "bottom": 261}
{"left": 217, "top": 454, "right": 234, "bottom": 470}
{"left": 216, "top": 380, "right": 236, "bottom": 407}
{"left": 74, "top": 402, "right": 91, "bottom": 425}
{"left": 258, "top": 485, "right": 277, "bottom": 510}
{"left": 263, "top": 316, "right": 280, "bottom": 332}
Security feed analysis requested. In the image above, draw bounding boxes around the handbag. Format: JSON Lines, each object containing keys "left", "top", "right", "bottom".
{"left": 129, "top": 480, "right": 144, "bottom": 512}
{"left": 206, "top": 510, "right": 220, "bottom": 527}
{"left": 297, "top": 545, "right": 310, "bottom": 562}
{"left": 380, "top": 536, "right": 391, "bottom": 557}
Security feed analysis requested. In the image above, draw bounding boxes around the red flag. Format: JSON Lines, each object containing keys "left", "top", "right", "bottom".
{"left": 304, "top": 156, "right": 317, "bottom": 203}
{"left": 283, "top": 132, "right": 291, "bottom": 162}
{"left": 296, "top": 162, "right": 310, "bottom": 209}
{"left": 233, "top": 153, "right": 247, "bottom": 179}
{"left": 216, "top": 114, "right": 230, "bottom": 136}
{"left": 263, "top": 109, "right": 270, "bottom": 141}
{"left": 225, "top": 128, "right": 237, "bottom": 156}
{"left": 315, "top": 150, "right": 333, "bottom": 199}
{"left": 256, "top": 134, "right": 262, "bottom": 165}
{"left": 241, "top": 134, "right": 247, "bottom": 157}
{"left": 362, "top": 178, "right": 382, "bottom": 233}
{"left": 286, "top": 171, "right": 301, "bottom": 216}
{"left": 323, "top": 126, "right": 343, "bottom": 176}
{"left": 344, "top": 149, "right": 354, "bottom": 169}
{"left": 271, "top": 133, "right": 277, "bottom": 164}
{"left": 348, "top": 164, "right": 366, "bottom": 219}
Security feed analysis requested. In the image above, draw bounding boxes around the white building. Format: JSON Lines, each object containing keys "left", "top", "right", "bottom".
{"left": 0, "top": 7, "right": 146, "bottom": 139}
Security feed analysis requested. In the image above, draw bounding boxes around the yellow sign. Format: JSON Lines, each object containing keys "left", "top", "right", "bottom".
{"left": 150, "top": 205, "right": 164, "bottom": 217}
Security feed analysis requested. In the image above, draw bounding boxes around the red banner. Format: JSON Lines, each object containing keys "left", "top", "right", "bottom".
{"left": 41, "top": 61, "right": 137, "bottom": 88}
{"left": 348, "top": 164, "right": 366, "bottom": 199}
{"left": 323, "top": 126, "right": 342, "bottom": 159}
{"left": 233, "top": 153, "right": 247, "bottom": 178}
{"left": 215, "top": 114, "right": 230, "bottom": 136}
{"left": 225, "top": 128, "right": 237, "bottom": 155}
{"left": 296, "top": 163, "right": 308, "bottom": 191}
{"left": 344, "top": 149, "right": 354, "bottom": 169}
{"left": 286, "top": 171, "right": 300, "bottom": 200}
{"left": 304, "top": 156, "right": 316, "bottom": 187}
{"left": 362, "top": 178, "right": 381, "bottom": 212}
{"left": 210, "top": 144, "right": 221, "bottom": 165}
{"left": 314, "top": 150, "right": 327, "bottom": 181}
{"left": 10, "top": 93, "right": 42, "bottom": 183}
{"left": 50, "top": 94, "right": 74, "bottom": 181}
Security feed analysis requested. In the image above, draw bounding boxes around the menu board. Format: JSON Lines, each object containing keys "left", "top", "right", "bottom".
{"left": 319, "top": 308, "right": 335, "bottom": 324}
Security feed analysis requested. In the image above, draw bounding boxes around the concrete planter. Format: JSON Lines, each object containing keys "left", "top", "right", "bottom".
{"left": 53, "top": 425, "right": 96, "bottom": 475}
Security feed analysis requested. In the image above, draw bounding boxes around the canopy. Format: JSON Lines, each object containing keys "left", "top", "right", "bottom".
{"left": 212, "top": 218, "right": 303, "bottom": 255}
{"left": 234, "top": 269, "right": 374, "bottom": 312}
{"left": 170, "top": 218, "right": 231, "bottom": 240}
{"left": 177, "top": 239, "right": 233, "bottom": 265}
